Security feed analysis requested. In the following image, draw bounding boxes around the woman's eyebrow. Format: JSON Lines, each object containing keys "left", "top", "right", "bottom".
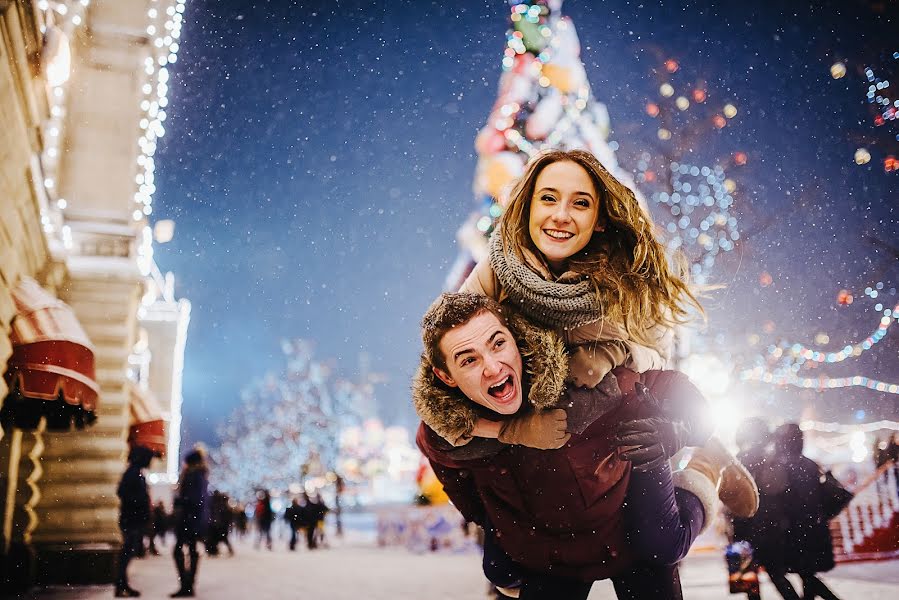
{"left": 536, "top": 186, "right": 594, "bottom": 199}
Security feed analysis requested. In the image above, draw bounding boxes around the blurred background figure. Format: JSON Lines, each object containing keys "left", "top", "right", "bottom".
{"left": 233, "top": 504, "right": 249, "bottom": 540}
{"left": 285, "top": 498, "right": 304, "bottom": 551}
{"left": 771, "top": 424, "right": 843, "bottom": 600}
{"left": 254, "top": 490, "right": 274, "bottom": 550}
{"left": 115, "top": 446, "right": 156, "bottom": 598}
{"left": 152, "top": 501, "right": 170, "bottom": 553}
{"left": 206, "top": 491, "right": 235, "bottom": 557}
{"left": 311, "top": 492, "right": 330, "bottom": 549}
{"left": 171, "top": 448, "right": 210, "bottom": 598}
{"left": 729, "top": 418, "right": 790, "bottom": 599}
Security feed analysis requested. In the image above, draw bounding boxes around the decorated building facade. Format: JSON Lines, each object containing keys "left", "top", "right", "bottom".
{"left": 0, "top": 0, "right": 188, "bottom": 588}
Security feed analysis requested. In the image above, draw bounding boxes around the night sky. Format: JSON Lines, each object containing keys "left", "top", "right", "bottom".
{"left": 152, "top": 0, "right": 898, "bottom": 449}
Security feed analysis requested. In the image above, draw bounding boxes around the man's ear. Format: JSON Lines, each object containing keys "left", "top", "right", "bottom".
{"left": 432, "top": 366, "right": 457, "bottom": 388}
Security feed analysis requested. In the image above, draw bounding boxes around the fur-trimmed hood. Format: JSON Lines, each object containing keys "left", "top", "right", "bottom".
{"left": 412, "top": 311, "right": 569, "bottom": 444}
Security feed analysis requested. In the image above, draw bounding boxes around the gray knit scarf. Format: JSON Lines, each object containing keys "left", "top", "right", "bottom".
{"left": 489, "top": 231, "right": 602, "bottom": 330}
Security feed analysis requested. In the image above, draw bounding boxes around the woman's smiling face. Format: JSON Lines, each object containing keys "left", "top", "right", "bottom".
{"left": 527, "top": 160, "right": 603, "bottom": 272}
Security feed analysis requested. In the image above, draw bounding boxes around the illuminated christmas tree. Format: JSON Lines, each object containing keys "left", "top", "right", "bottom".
{"left": 445, "top": 0, "right": 638, "bottom": 290}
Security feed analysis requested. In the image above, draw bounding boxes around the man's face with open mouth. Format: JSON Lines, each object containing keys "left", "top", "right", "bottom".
{"left": 433, "top": 311, "right": 524, "bottom": 415}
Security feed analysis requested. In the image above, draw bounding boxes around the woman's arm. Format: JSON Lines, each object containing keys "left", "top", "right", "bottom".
{"left": 457, "top": 258, "right": 500, "bottom": 297}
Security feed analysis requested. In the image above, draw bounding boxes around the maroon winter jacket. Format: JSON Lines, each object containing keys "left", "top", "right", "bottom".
{"left": 417, "top": 368, "right": 702, "bottom": 582}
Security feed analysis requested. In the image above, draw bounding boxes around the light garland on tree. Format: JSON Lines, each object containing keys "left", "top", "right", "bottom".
{"left": 641, "top": 160, "right": 739, "bottom": 281}
{"left": 831, "top": 51, "right": 898, "bottom": 173}
{"left": 635, "top": 58, "right": 744, "bottom": 283}
{"left": 211, "top": 340, "right": 374, "bottom": 500}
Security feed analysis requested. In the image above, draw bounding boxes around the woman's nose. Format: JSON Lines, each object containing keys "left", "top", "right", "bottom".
{"left": 551, "top": 202, "right": 572, "bottom": 223}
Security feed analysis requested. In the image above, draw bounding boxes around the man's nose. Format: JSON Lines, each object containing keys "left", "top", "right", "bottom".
{"left": 483, "top": 355, "right": 502, "bottom": 376}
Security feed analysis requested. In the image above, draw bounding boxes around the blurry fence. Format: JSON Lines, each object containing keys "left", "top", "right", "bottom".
{"left": 831, "top": 460, "right": 899, "bottom": 563}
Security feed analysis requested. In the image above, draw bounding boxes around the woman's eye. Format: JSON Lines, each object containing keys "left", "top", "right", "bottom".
{"left": 575, "top": 199, "right": 590, "bottom": 208}
{"left": 541, "top": 194, "right": 556, "bottom": 203}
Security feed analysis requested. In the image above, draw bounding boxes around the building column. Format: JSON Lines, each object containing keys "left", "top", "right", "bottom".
{"left": 25, "top": 0, "right": 156, "bottom": 583}
{"left": 0, "top": 422, "right": 44, "bottom": 590}
{"left": 29, "top": 243, "right": 141, "bottom": 584}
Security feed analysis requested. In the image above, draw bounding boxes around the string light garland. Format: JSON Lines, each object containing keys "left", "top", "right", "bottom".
{"left": 832, "top": 51, "right": 898, "bottom": 173}
{"left": 641, "top": 159, "right": 739, "bottom": 281}
{"left": 800, "top": 419, "right": 899, "bottom": 434}
{"left": 134, "top": 0, "right": 187, "bottom": 223}
{"left": 37, "top": 0, "right": 92, "bottom": 240}
{"left": 741, "top": 283, "right": 899, "bottom": 395}
{"left": 134, "top": 0, "right": 187, "bottom": 276}
{"left": 33, "top": 1, "right": 186, "bottom": 279}
{"left": 635, "top": 59, "right": 744, "bottom": 283}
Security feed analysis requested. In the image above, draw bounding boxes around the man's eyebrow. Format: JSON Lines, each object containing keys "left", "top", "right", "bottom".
{"left": 453, "top": 348, "right": 475, "bottom": 362}
{"left": 452, "top": 330, "right": 505, "bottom": 362}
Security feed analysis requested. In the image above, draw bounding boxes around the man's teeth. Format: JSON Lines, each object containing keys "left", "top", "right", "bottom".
{"left": 545, "top": 230, "right": 574, "bottom": 239}
{"left": 489, "top": 376, "right": 510, "bottom": 390}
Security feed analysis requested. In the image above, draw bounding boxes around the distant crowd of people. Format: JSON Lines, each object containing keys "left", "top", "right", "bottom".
{"left": 115, "top": 446, "right": 332, "bottom": 598}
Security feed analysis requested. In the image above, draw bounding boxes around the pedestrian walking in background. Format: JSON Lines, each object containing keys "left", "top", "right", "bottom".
{"left": 310, "top": 492, "right": 330, "bottom": 549}
{"left": 233, "top": 503, "right": 248, "bottom": 540}
{"left": 729, "top": 418, "right": 792, "bottom": 599}
{"left": 152, "top": 501, "right": 169, "bottom": 550}
{"left": 254, "top": 490, "right": 274, "bottom": 550}
{"left": 206, "top": 491, "right": 235, "bottom": 556}
{"left": 115, "top": 445, "right": 156, "bottom": 598}
{"left": 285, "top": 498, "right": 304, "bottom": 551}
{"left": 771, "top": 424, "right": 843, "bottom": 600}
{"left": 171, "top": 448, "right": 210, "bottom": 598}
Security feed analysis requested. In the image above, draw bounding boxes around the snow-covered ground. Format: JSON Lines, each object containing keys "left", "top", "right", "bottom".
{"left": 27, "top": 528, "right": 899, "bottom": 599}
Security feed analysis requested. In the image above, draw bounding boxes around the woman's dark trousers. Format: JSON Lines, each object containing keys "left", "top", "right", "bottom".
{"left": 625, "top": 460, "right": 705, "bottom": 565}
{"left": 173, "top": 535, "right": 200, "bottom": 593}
{"left": 519, "top": 563, "right": 683, "bottom": 600}
{"left": 116, "top": 528, "right": 144, "bottom": 590}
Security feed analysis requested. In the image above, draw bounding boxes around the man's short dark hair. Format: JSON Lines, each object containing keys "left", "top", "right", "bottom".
{"left": 421, "top": 293, "right": 509, "bottom": 372}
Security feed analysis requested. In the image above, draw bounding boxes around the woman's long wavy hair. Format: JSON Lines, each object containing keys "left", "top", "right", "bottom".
{"left": 497, "top": 149, "right": 703, "bottom": 347}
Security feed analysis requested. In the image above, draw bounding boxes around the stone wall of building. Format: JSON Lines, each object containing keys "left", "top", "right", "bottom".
{"left": 0, "top": 1, "right": 52, "bottom": 401}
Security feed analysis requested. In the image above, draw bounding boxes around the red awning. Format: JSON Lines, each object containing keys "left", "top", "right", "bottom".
{"left": 128, "top": 383, "right": 167, "bottom": 456}
{"left": 1, "top": 277, "right": 99, "bottom": 430}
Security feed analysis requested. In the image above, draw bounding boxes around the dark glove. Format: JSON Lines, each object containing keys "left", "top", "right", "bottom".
{"left": 614, "top": 383, "right": 690, "bottom": 472}
{"left": 498, "top": 409, "right": 571, "bottom": 449}
{"left": 562, "top": 373, "right": 623, "bottom": 436}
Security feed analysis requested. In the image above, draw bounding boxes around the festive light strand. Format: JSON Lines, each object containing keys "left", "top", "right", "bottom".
{"left": 741, "top": 368, "right": 899, "bottom": 395}
{"left": 134, "top": 0, "right": 187, "bottom": 223}
{"left": 765, "top": 300, "right": 899, "bottom": 365}
{"left": 741, "top": 284, "right": 899, "bottom": 394}
{"left": 37, "top": 0, "right": 91, "bottom": 240}
{"left": 801, "top": 419, "right": 899, "bottom": 434}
